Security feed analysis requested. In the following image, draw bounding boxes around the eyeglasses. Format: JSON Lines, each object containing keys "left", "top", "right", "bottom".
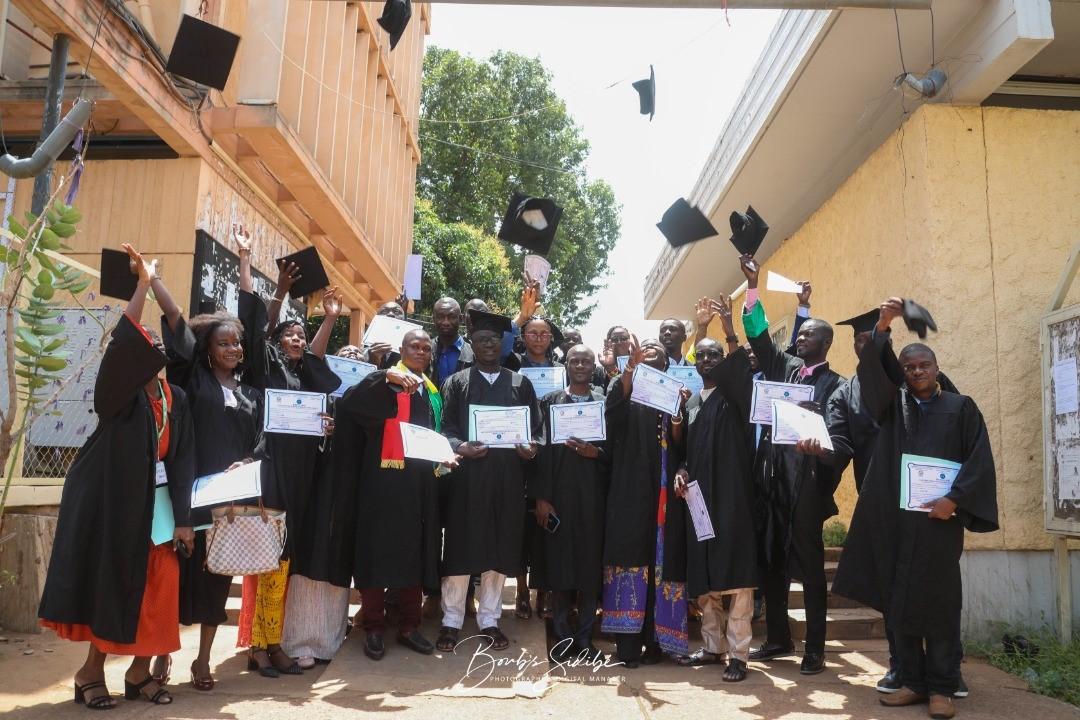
{"left": 524, "top": 332, "right": 552, "bottom": 340}
{"left": 472, "top": 335, "right": 502, "bottom": 346}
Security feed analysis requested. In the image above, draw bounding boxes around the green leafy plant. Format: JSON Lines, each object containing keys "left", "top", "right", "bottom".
{"left": 822, "top": 519, "right": 848, "bottom": 547}
{"left": 978, "top": 629, "right": 1080, "bottom": 707}
{"left": 0, "top": 197, "right": 94, "bottom": 520}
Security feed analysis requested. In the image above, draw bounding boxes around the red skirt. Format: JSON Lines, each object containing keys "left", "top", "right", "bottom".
{"left": 42, "top": 544, "right": 181, "bottom": 656}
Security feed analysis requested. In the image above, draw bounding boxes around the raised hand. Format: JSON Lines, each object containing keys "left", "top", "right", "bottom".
{"left": 233, "top": 223, "right": 252, "bottom": 255}
{"left": 322, "top": 286, "right": 342, "bottom": 319}
{"left": 797, "top": 281, "right": 813, "bottom": 306}
{"left": 739, "top": 253, "right": 759, "bottom": 289}
{"left": 877, "top": 296, "right": 904, "bottom": 332}
{"left": 121, "top": 243, "right": 157, "bottom": 286}
{"left": 712, "top": 295, "right": 733, "bottom": 328}
{"left": 625, "top": 333, "right": 644, "bottom": 371}
{"left": 694, "top": 297, "right": 716, "bottom": 330}
{"left": 276, "top": 260, "right": 301, "bottom": 296}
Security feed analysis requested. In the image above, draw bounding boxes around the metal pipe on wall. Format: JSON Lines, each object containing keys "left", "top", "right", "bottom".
{"left": 30, "top": 34, "right": 69, "bottom": 214}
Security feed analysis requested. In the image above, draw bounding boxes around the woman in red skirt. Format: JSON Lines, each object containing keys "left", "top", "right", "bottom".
{"left": 39, "top": 244, "right": 195, "bottom": 709}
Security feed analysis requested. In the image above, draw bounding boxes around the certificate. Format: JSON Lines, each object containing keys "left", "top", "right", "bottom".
{"left": 151, "top": 464, "right": 175, "bottom": 545}
{"left": 549, "top": 400, "right": 606, "bottom": 444}
{"left": 264, "top": 389, "right": 327, "bottom": 436}
{"left": 191, "top": 460, "right": 263, "bottom": 508}
{"left": 468, "top": 404, "right": 532, "bottom": 448}
{"left": 771, "top": 400, "right": 834, "bottom": 451}
{"left": 524, "top": 254, "right": 552, "bottom": 293}
{"left": 630, "top": 362, "right": 685, "bottom": 416}
{"left": 520, "top": 366, "right": 566, "bottom": 399}
{"left": 400, "top": 422, "right": 457, "bottom": 463}
{"left": 750, "top": 380, "right": 814, "bottom": 425}
{"left": 667, "top": 366, "right": 704, "bottom": 396}
{"left": 327, "top": 355, "right": 377, "bottom": 397}
{"left": 684, "top": 481, "right": 715, "bottom": 541}
{"left": 900, "top": 454, "right": 961, "bottom": 512}
{"left": 616, "top": 355, "right": 630, "bottom": 372}
{"left": 362, "top": 313, "right": 423, "bottom": 350}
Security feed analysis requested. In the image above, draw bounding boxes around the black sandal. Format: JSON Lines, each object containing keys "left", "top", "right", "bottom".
{"left": 124, "top": 676, "right": 173, "bottom": 704}
{"left": 723, "top": 658, "right": 749, "bottom": 682}
{"left": 150, "top": 655, "right": 171, "bottom": 685}
{"left": 73, "top": 680, "right": 116, "bottom": 710}
{"left": 190, "top": 660, "right": 215, "bottom": 691}
{"left": 268, "top": 646, "right": 303, "bottom": 675}
{"left": 515, "top": 596, "right": 532, "bottom": 619}
{"left": 436, "top": 626, "right": 459, "bottom": 652}
{"left": 676, "top": 649, "right": 721, "bottom": 666}
{"left": 481, "top": 626, "right": 510, "bottom": 651}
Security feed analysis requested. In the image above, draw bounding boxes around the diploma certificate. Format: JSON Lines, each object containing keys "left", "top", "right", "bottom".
{"left": 264, "top": 389, "right": 327, "bottom": 436}
{"left": 327, "top": 355, "right": 377, "bottom": 397}
{"left": 549, "top": 400, "right": 606, "bottom": 444}
{"left": 667, "top": 366, "right": 704, "bottom": 396}
{"left": 519, "top": 366, "right": 566, "bottom": 399}
{"left": 630, "top": 363, "right": 685, "bottom": 416}
{"left": 400, "top": 422, "right": 457, "bottom": 464}
{"left": 771, "top": 399, "right": 834, "bottom": 451}
{"left": 616, "top": 355, "right": 630, "bottom": 372}
{"left": 750, "top": 380, "right": 814, "bottom": 425}
{"left": 468, "top": 404, "right": 532, "bottom": 448}
{"left": 900, "top": 454, "right": 961, "bottom": 512}
{"left": 191, "top": 460, "right": 263, "bottom": 508}
{"left": 684, "top": 480, "right": 715, "bottom": 542}
{"left": 362, "top": 313, "right": 423, "bottom": 350}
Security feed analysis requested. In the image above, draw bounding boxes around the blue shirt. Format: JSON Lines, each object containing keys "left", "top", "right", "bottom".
{"left": 436, "top": 335, "right": 465, "bottom": 383}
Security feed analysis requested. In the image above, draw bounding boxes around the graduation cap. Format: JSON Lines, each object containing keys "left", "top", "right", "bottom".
{"left": 164, "top": 14, "right": 241, "bottom": 91}
{"left": 729, "top": 205, "right": 769, "bottom": 256}
{"left": 377, "top": 0, "right": 412, "bottom": 51}
{"left": 197, "top": 300, "right": 218, "bottom": 316}
{"left": 902, "top": 299, "right": 937, "bottom": 339}
{"left": 467, "top": 309, "right": 513, "bottom": 336}
{"left": 100, "top": 248, "right": 143, "bottom": 301}
{"left": 497, "top": 191, "right": 563, "bottom": 257}
{"left": 275, "top": 246, "right": 329, "bottom": 299}
{"left": 656, "top": 198, "right": 718, "bottom": 248}
{"left": 632, "top": 65, "right": 656, "bottom": 121}
{"left": 837, "top": 308, "right": 880, "bottom": 335}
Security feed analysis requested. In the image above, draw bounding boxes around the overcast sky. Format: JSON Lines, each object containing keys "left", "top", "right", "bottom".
{"left": 425, "top": 4, "right": 780, "bottom": 345}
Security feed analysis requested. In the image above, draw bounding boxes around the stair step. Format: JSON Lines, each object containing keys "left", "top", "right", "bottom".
{"left": 782, "top": 607, "right": 885, "bottom": 641}
{"left": 824, "top": 561, "right": 839, "bottom": 582}
{"left": 824, "top": 546, "right": 843, "bottom": 563}
{"left": 788, "top": 582, "right": 863, "bottom": 610}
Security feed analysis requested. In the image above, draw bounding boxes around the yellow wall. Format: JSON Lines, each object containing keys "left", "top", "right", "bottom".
{"left": 699, "top": 104, "right": 1080, "bottom": 551}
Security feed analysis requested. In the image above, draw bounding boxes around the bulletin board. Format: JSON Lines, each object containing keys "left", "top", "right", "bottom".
{"left": 190, "top": 230, "right": 305, "bottom": 323}
{"left": 1042, "top": 302, "right": 1080, "bottom": 535}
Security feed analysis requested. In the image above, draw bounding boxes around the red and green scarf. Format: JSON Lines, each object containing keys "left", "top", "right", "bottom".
{"left": 380, "top": 362, "right": 443, "bottom": 469}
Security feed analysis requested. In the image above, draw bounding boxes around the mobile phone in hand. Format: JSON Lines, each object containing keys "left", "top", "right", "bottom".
{"left": 545, "top": 512, "right": 560, "bottom": 534}
{"left": 176, "top": 539, "right": 192, "bottom": 559}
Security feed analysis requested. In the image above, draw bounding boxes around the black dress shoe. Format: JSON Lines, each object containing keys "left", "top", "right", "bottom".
{"left": 877, "top": 668, "right": 903, "bottom": 693}
{"left": 364, "top": 633, "right": 386, "bottom": 661}
{"left": 800, "top": 652, "right": 826, "bottom": 675}
{"left": 749, "top": 642, "right": 795, "bottom": 661}
{"left": 397, "top": 630, "right": 435, "bottom": 655}
{"left": 640, "top": 644, "right": 663, "bottom": 665}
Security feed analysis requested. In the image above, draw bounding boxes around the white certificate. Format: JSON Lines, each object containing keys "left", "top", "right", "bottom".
{"left": 616, "top": 355, "right": 630, "bottom": 372}
{"left": 771, "top": 399, "right": 834, "bottom": 451}
{"left": 667, "top": 366, "right": 704, "bottom": 396}
{"left": 630, "top": 363, "right": 685, "bottom": 416}
{"left": 520, "top": 366, "right": 566, "bottom": 399}
{"left": 524, "top": 254, "right": 552, "bottom": 293}
{"left": 468, "top": 404, "right": 532, "bottom": 448}
{"left": 549, "top": 400, "right": 606, "bottom": 444}
{"left": 327, "top": 355, "right": 377, "bottom": 397}
{"left": 263, "top": 389, "right": 327, "bottom": 436}
{"left": 399, "top": 422, "right": 456, "bottom": 464}
{"left": 362, "top": 313, "right": 423, "bottom": 350}
{"left": 750, "top": 380, "right": 814, "bottom": 425}
{"left": 766, "top": 270, "right": 804, "bottom": 294}
{"left": 1053, "top": 356, "right": 1079, "bottom": 415}
{"left": 191, "top": 460, "right": 263, "bottom": 508}
{"left": 900, "top": 454, "right": 961, "bottom": 512}
{"left": 684, "top": 480, "right": 715, "bottom": 541}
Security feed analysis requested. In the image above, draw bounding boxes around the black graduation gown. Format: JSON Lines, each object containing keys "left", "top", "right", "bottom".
{"left": 440, "top": 367, "right": 541, "bottom": 577}
{"left": 682, "top": 351, "right": 759, "bottom": 598}
{"left": 827, "top": 375, "right": 878, "bottom": 493}
{"left": 340, "top": 371, "right": 441, "bottom": 590}
{"left": 530, "top": 388, "right": 610, "bottom": 594}
{"left": 161, "top": 313, "right": 264, "bottom": 625}
{"left": 39, "top": 315, "right": 196, "bottom": 644}
{"left": 602, "top": 374, "right": 687, "bottom": 583}
{"left": 831, "top": 332, "right": 998, "bottom": 639}
{"left": 748, "top": 329, "right": 847, "bottom": 581}
{"left": 238, "top": 289, "right": 341, "bottom": 560}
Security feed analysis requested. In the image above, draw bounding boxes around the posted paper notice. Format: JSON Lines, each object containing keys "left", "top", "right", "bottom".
{"left": 1053, "top": 356, "right": 1079, "bottom": 415}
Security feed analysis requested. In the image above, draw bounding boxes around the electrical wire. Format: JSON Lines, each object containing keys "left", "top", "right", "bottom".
{"left": 419, "top": 135, "right": 578, "bottom": 176}
{"left": 893, "top": 8, "right": 908, "bottom": 75}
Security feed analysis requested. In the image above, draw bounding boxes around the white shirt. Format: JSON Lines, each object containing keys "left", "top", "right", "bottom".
{"left": 479, "top": 371, "right": 500, "bottom": 385}
{"left": 221, "top": 384, "right": 238, "bottom": 408}
{"left": 700, "top": 387, "right": 716, "bottom": 402}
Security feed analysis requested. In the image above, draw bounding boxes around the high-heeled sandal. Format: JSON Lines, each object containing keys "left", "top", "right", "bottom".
{"left": 123, "top": 676, "right": 172, "bottom": 704}
{"left": 515, "top": 596, "right": 532, "bottom": 619}
{"left": 73, "top": 680, "right": 116, "bottom": 710}
{"left": 190, "top": 660, "right": 215, "bottom": 691}
{"left": 150, "top": 655, "right": 171, "bottom": 685}
{"left": 247, "top": 648, "right": 279, "bottom": 678}
{"left": 268, "top": 646, "right": 303, "bottom": 675}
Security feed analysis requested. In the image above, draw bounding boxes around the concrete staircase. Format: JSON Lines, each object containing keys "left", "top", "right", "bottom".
{"left": 753, "top": 547, "right": 886, "bottom": 641}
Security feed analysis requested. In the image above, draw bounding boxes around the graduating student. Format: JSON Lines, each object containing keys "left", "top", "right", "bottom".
{"left": 153, "top": 227, "right": 263, "bottom": 691}
{"left": 673, "top": 298, "right": 758, "bottom": 682}
{"left": 554, "top": 327, "right": 582, "bottom": 363}
{"left": 40, "top": 245, "right": 195, "bottom": 708}
{"left": 364, "top": 300, "right": 407, "bottom": 369}
{"left": 235, "top": 246, "right": 340, "bottom": 677}
{"left": 739, "top": 255, "right": 848, "bottom": 676}
{"left": 828, "top": 309, "right": 881, "bottom": 495}
{"left": 832, "top": 298, "right": 997, "bottom": 720}
{"left": 659, "top": 318, "right": 690, "bottom": 366}
{"left": 531, "top": 345, "right": 611, "bottom": 660}
{"left": 340, "top": 329, "right": 445, "bottom": 661}
{"left": 601, "top": 337, "right": 690, "bottom": 667}
{"left": 437, "top": 310, "right": 541, "bottom": 653}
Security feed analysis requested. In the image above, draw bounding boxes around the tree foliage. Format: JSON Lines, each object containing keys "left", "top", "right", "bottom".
{"left": 417, "top": 48, "right": 621, "bottom": 326}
